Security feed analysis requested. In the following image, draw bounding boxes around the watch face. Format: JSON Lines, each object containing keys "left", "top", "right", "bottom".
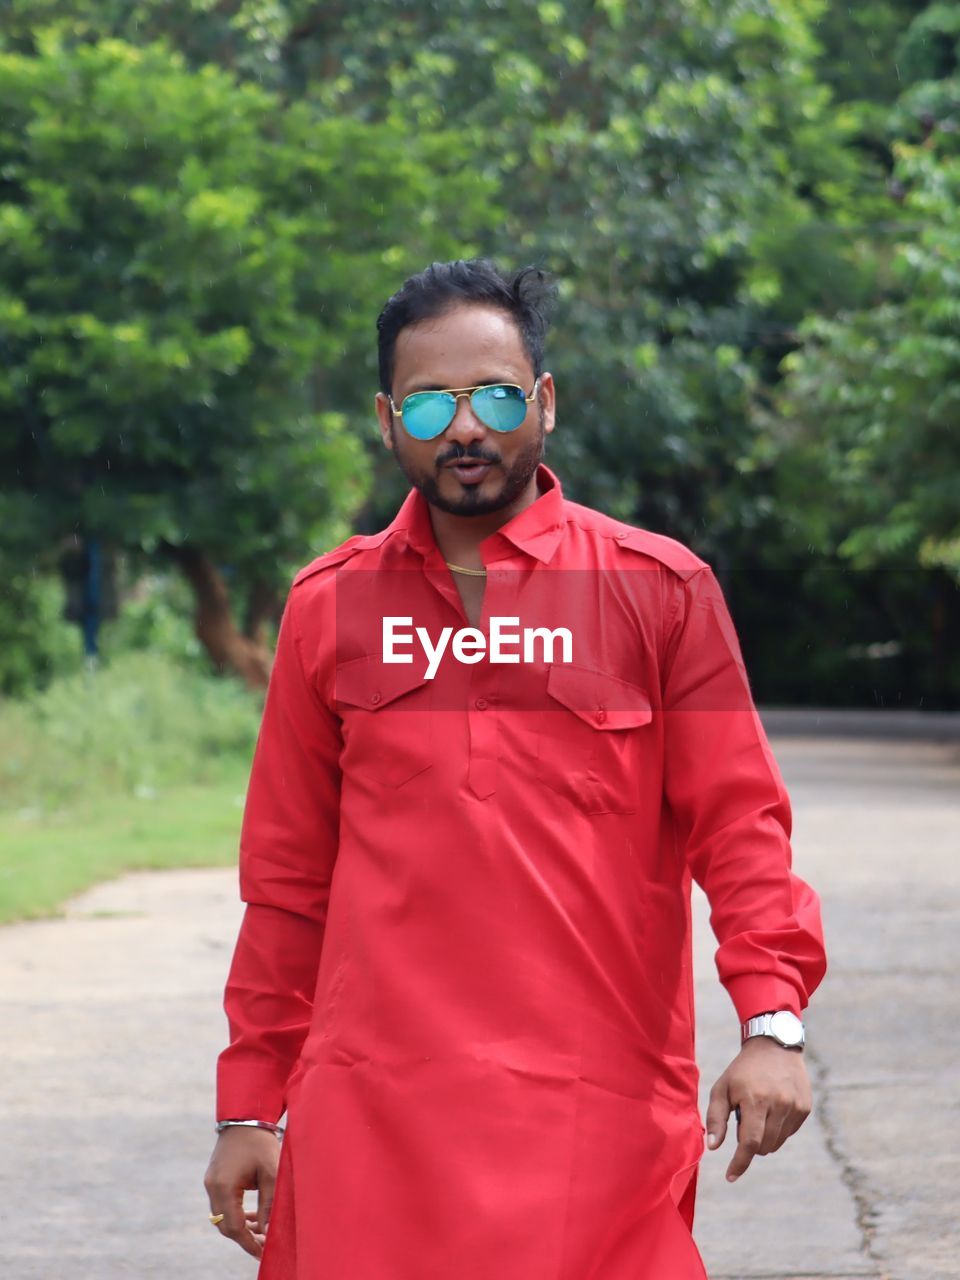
{"left": 770, "top": 1010, "right": 804, "bottom": 1046}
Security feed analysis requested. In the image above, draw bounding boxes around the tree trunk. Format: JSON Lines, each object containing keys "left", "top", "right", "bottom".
{"left": 244, "top": 575, "right": 281, "bottom": 647}
{"left": 161, "top": 542, "right": 273, "bottom": 690}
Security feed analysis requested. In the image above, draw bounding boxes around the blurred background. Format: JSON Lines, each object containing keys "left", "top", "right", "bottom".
{"left": 1, "top": 0, "right": 959, "bottom": 923}
{"left": 4, "top": 11, "right": 959, "bottom": 1276}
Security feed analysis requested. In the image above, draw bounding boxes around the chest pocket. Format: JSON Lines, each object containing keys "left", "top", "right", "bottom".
{"left": 537, "top": 663, "right": 654, "bottom": 814}
{"left": 335, "top": 656, "right": 434, "bottom": 789}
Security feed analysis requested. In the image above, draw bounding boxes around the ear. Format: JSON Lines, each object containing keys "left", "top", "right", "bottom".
{"left": 537, "top": 372, "right": 556, "bottom": 437}
{"left": 374, "top": 392, "right": 395, "bottom": 451}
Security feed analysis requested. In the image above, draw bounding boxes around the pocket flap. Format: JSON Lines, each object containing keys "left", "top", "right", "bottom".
{"left": 335, "top": 654, "right": 431, "bottom": 711}
{"left": 546, "top": 663, "right": 652, "bottom": 730}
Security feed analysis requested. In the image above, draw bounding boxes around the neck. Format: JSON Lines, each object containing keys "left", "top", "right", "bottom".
{"left": 429, "top": 470, "right": 543, "bottom": 562}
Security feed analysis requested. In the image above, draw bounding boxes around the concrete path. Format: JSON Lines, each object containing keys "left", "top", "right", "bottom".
{"left": 1, "top": 732, "right": 957, "bottom": 1279}
{"left": 693, "top": 733, "right": 960, "bottom": 1280}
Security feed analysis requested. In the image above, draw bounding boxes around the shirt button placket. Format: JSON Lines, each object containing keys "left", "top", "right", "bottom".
{"left": 467, "top": 688, "right": 497, "bottom": 799}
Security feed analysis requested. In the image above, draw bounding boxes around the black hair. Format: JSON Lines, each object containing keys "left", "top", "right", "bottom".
{"left": 376, "top": 258, "right": 556, "bottom": 396}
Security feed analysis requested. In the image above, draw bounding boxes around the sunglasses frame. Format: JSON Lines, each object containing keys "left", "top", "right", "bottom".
{"left": 389, "top": 378, "right": 541, "bottom": 439}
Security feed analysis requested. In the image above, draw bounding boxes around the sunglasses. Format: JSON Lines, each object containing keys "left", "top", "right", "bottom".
{"left": 389, "top": 378, "right": 541, "bottom": 440}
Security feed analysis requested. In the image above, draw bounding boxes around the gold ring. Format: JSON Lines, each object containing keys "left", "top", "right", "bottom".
{"left": 209, "top": 1212, "right": 225, "bottom": 1225}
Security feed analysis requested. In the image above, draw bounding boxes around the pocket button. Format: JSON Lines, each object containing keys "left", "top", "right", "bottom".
{"left": 595, "top": 706, "right": 606, "bottom": 724}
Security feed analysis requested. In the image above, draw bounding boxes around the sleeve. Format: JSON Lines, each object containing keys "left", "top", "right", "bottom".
{"left": 215, "top": 582, "right": 342, "bottom": 1121}
{"left": 660, "top": 564, "right": 827, "bottom": 1024}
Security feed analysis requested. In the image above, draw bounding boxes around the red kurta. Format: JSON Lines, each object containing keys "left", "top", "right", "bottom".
{"left": 216, "top": 462, "right": 826, "bottom": 1279}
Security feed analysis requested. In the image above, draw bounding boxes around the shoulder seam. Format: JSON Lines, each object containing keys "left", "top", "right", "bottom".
{"left": 291, "top": 528, "right": 398, "bottom": 587}
{"left": 563, "top": 511, "right": 709, "bottom": 579}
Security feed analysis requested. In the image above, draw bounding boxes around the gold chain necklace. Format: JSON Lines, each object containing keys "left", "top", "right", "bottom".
{"left": 445, "top": 561, "right": 487, "bottom": 577}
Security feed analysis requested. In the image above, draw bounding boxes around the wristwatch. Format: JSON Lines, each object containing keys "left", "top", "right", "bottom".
{"left": 741, "top": 1009, "right": 805, "bottom": 1051}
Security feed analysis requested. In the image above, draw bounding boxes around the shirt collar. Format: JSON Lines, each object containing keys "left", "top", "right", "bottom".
{"left": 388, "top": 462, "right": 565, "bottom": 565}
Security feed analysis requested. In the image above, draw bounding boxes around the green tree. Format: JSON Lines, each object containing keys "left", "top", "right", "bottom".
{"left": 8, "top": 2, "right": 950, "bottom": 703}
{"left": 264, "top": 1, "right": 882, "bottom": 557}
{"left": 99, "top": 0, "right": 923, "bottom": 708}
{"left": 7, "top": 2, "right": 880, "bottom": 556}
{"left": 0, "top": 33, "right": 495, "bottom": 684}
{"left": 775, "top": 4, "right": 960, "bottom": 579}
{"left": 762, "top": 3, "right": 960, "bottom": 704}
{"left": 815, "top": 0, "right": 929, "bottom": 108}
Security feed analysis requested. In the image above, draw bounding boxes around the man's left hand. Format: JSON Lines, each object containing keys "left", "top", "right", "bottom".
{"left": 704, "top": 1037, "right": 812, "bottom": 1182}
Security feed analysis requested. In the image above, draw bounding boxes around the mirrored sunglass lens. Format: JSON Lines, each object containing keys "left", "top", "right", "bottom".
{"left": 471, "top": 385, "right": 528, "bottom": 431}
{"left": 402, "top": 392, "right": 456, "bottom": 438}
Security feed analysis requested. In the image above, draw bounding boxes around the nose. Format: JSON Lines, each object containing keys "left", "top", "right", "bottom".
{"left": 444, "top": 392, "right": 490, "bottom": 447}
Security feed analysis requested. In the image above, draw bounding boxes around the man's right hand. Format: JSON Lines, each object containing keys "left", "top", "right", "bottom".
{"left": 204, "top": 1126, "right": 282, "bottom": 1259}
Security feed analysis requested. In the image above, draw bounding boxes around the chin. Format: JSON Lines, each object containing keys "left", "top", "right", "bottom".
{"left": 437, "top": 484, "right": 513, "bottom": 517}
{"left": 420, "top": 466, "right": 491, "bottom": 505}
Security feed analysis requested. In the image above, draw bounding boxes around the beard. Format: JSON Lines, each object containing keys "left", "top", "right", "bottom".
{"left": 389, "top": 410, "right": 546, "bottom": 517}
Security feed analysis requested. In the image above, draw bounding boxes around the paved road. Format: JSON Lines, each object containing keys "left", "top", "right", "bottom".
{"left": 1, "top": 732, "right": 957, "bottom": 1279}
{"left": 693, "top": 734, "right": 960, "bottom": 1280}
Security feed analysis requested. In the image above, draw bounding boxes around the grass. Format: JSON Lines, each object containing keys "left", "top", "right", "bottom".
{"left": 0, "top": 775, "right": 248, "bottom": 923}
{"left": 1, "top": 651, "right": 261, "bottom": 810}
{"left": 0, "top": 651, "right": 262, "bottom": 923}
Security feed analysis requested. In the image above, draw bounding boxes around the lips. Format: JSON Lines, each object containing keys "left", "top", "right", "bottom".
{"left": 444, "top": 459, "right": 495, "bottom": 484}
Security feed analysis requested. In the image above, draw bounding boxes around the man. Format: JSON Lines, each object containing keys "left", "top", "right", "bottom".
{"left": 205, "top": 259, "right": 826, "bottom": 1278}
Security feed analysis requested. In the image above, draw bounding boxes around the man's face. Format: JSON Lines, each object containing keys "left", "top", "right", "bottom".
{"left": 375, "top": 304, "right": 556, "bottom": 517}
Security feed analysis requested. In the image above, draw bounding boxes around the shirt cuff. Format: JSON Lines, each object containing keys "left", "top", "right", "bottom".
{"left": 724, "top": 974, "right": 804, "bottom": 1025}
{"left": 216, "top": 1059, "right": 288, "bottom": 1125}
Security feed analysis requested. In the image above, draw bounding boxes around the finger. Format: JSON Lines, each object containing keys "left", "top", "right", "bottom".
{"left": 755, "top": 1106, "right": 788, "bottom": 1156}
{"left": 227, "top": 1222, "right": 264, "bottom": 1260}
{"left": 208, "top": 1205, "right": 261, "bottom": 1258}
{"left": 256, "top": 1172, "right": 276, "bottom": 1236}
{"left": 774, "top": 1094, "right": 812, "bottom": 1146}
{"left": 704, "top": 1079, "right": 731, "bottom": 1150}
{"left": 726, "top": 1103, "right": 766, "bottom": 1181}
{"left": 213, "top": 1186, "right": 264, "bottom": 1260}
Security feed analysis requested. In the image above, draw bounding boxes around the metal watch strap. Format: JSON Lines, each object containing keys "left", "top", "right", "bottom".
{"left": 741, "top": 1009, "right": 805, "bottom": 1050}
{"left": 215, "top": 1119, "right": 285, "bottom": 1137}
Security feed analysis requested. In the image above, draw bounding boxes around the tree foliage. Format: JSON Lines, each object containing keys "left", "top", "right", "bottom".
{"left": 0, "top": 30, "right": 495, "bottom": 680}
{"left": 775, "top": 4, "right": 960, "bottom": 580}
{"left": 1, "top": 2, "right": 956, "bottom": 703}
{"left": 276, "top": 0, "right": 882, "bottom": 551}
{"left": 6, "top": 2, "right": 880, "bottom": 549}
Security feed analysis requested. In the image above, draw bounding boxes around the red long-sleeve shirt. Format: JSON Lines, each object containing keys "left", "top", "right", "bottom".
{"left": 216, "top": 462, "right": 826, "bottom": 1279}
